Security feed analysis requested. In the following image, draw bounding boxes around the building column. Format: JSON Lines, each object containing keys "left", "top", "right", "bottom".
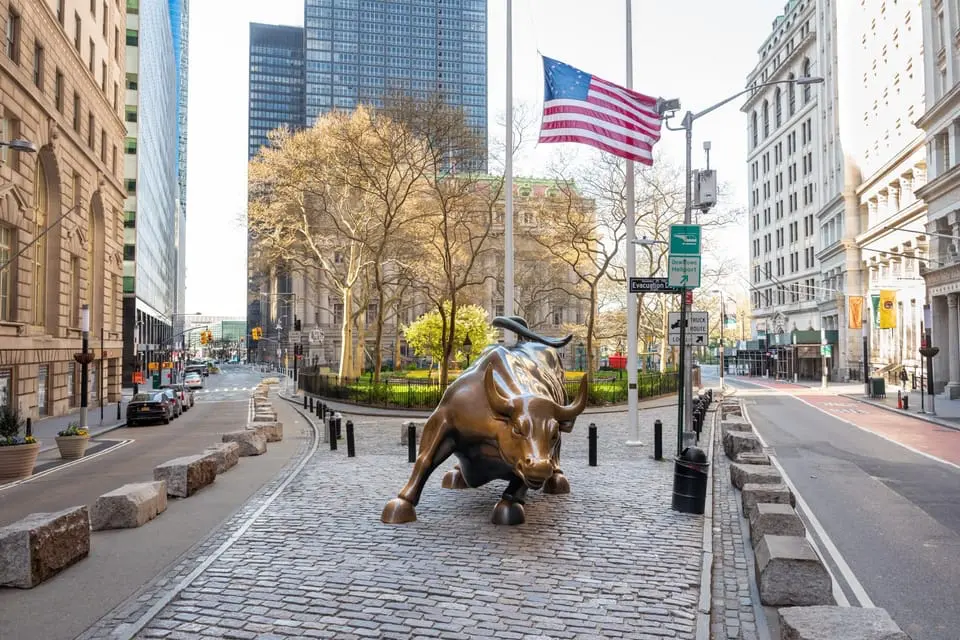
{"left": 932, "top": 295, "right": 948, "bottom": 392}
{"left": 945, "top": 293, "right": 960, "bottom": 399}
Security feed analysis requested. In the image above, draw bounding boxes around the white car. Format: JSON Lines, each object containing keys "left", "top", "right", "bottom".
{"left": 184, "top": 372, "right": 204, "bottom": 389}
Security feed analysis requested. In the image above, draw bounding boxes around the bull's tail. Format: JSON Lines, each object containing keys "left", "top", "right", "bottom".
{"left": 493, "top": 316, "right": 573, "bottom": 349}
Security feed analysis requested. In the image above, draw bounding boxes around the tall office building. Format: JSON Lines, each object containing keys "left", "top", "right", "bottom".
{"left": 247, "top": 23, "right": 305, "bottom": 160}
{"left": 122, "top": 0, "right": 180, "bottom": 385}
{"left": 302, "top": 0, "right": 487, "bottom": 152}
{"left": 169, "top": 0, "right": 189, "bottom": 342}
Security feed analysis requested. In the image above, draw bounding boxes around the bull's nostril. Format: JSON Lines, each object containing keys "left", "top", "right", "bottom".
{"left": 524, "top": 456, "right": 534, "bottom": 466}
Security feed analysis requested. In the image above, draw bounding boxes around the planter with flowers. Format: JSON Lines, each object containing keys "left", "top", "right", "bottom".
{"left": 55, "top": 422, "right": 90, "bottom": 460}
{"left": 0, "top": 406, "right": 40, "bottom": 482}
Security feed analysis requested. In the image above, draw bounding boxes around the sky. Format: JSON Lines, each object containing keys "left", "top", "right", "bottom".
{"left": 184, "top": 0, "right": 782, "bottom": 316}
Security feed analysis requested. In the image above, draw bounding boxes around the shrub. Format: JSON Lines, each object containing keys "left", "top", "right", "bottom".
{"left": 0, "top": 405, "right": 35, "bottom": 446}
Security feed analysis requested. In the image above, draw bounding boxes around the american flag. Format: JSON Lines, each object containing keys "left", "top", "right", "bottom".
{"left": 539, "top": 56, "right": 662, "bottom": 165}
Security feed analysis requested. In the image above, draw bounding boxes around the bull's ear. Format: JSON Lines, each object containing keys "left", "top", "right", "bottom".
{"left": 558, "top": 420, "right": 575, "bottom": 433}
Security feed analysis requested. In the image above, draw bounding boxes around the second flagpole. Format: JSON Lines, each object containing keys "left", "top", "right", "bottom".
{"left": 504, "top": 0, "right": 515, "bottom": 345}
{"left": 625, "top": 0, "right": 641, "bottom": 446}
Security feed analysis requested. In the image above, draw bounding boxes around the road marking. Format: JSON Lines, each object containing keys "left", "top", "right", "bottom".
{"left": 793, "top": 396, "right": 960, "bottom": 472}
{"left": 742, "top": 402, "right": 875, "bottom": 609}
{"left": 0, "top": 439, "right": 134, "bottom": 492}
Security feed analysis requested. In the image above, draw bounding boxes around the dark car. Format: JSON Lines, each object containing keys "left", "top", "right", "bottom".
{"left": 160, "top": 388, "right": 183, "bottom": 418}
{"left": 126, "top": 392, "right": 173, "bottom": 426}
{"left": 162, "top": 383, "right": 194, "bottom": 411}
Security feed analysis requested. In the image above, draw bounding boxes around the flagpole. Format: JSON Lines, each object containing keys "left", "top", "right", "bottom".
{"left": 504, "top": 0, "right": 515, "bottom": 345}
{"left": 625, "top": 0, "right": 641, "bottom": 446}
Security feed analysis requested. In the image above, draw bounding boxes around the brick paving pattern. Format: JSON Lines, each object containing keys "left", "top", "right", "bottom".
{"left": 709, "top": 412, "right": 760, "bottom": 640}
{"left": 82, "top": 400, "right": 705, "bottom": 639}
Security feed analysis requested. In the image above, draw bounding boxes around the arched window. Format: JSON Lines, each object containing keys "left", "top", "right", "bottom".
{"left": 33, "top": 160, "right": 47, "bottom": 326}
{"left": 802, "top": 59, "right": 812, "bottom": 103}
{"left": 788, "top": 73, "right": 796, "bottom": 116}
{"left": 774, "top": 87, "right": 782, "bottom": 128}
{"left": 751, "top": 111, "right": 758, "bottom": 148}
{"left": 762, "top": 100, "right": 770, "bottom": 138}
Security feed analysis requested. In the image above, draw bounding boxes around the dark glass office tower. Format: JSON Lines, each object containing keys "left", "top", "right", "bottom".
{"left": 248, "top": 24, "right": 306, "bottom": 159}
{"left": 303, "top": 0, "right": 487, "bottom": 164}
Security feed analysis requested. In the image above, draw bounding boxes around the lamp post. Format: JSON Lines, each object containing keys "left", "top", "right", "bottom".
{"left": 463, "top": 334, "right": 473, "bottom": 369}
{"left": 712, "top": 289, "right": 726, "bottom": 391}
{"left": 659, "top": 74, "right": 824, "bottom": 447}
{"left": 74, "top": 305, "right": 94, "bottom": 432}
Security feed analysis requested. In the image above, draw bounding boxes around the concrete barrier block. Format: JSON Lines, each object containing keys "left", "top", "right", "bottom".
{"left": 222, "top": 430, "right": 267, "bottom": 456}
{"left": 0, "top": 506, "right": 90, "bottom": 588}
{"left": 742, "top": 483, "right": 795, "bottom": 515}
{"left": 748, "top": 503, "right": 805, "bottom": 543}
{"left": 154, "top": 455, "right": 217, "bottom": 498}
{"left": 730, "top": 463, "right": 782, "bottom": 489}
{"left": 778, "top": 605, "right": 911, "bottom": 639}
{"left": 755, "top": 535, "right": 833, "bottom": 606}
{"left": 247, "top": 421, "right": 283, "bottom": 443}
{"left": 723, "top": 430, "right": 762, "bottom": 459}
{"left": 721, "top": 419, "right": 753, "bottom": 437}
{"left": 734, "top": 451, "right": 771, "bottom": 465}
{"left": 91, "top": 481, "right": 168, "bottom": 530}
{"left": 202, "top": 442, "right": 240, "bottom": 474}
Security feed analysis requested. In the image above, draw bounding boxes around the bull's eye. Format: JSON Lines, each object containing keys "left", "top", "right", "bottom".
{"left": 512, "top": 423, "right": 523, "bottom": 436}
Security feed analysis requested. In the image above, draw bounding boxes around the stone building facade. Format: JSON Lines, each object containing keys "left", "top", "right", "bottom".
{"left": 0, "top": 0, "right": 127, "bottom": 419}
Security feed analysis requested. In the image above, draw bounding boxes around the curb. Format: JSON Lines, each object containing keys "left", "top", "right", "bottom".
{"left": 695, "top": 400, "right": 716, "bottom": 640}
{"left": 841, "top": 393, "right": 960, "bottom": 433}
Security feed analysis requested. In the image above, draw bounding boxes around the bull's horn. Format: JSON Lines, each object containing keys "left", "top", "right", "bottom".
{"left": 555, "top": 375, "right": 589, "bottom": 421}
{"left": 492, "top": 316, "right": 573, "bottom": 348}
{"left": 484, "top": 365, "right": 514, "bottom": 417}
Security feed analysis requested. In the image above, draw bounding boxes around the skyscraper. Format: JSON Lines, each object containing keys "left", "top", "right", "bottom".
{"left": 169, "top": 0, "right": 190, "bottom": 341}
{"left": 248, "top": 24, "right": 306, "bottom": 160}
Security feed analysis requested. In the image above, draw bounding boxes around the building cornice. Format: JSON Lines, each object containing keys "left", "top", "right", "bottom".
{"left": 915, "top": 83, "right": 960, "bottom": 130}
{"left": 815, "top": 193, "right": 843, "bottom": 220}
{"left": 855, "top": 138, "right": 925, "bottom": 196}
{"left": 854, "top": 201, "right": 927, "bottom": 247}
{"left": 915, "top": 163, "right": 960, "bottom": 203}
{"left": 747, "top": 3, "right": 816, "bottom": 80}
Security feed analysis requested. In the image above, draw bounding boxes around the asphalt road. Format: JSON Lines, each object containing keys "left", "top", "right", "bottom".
{"left": 725, "top": 377, "right": 960, "bottom": 640}
{"left": 0, "top": 366, "right": 309, "bottom": 640}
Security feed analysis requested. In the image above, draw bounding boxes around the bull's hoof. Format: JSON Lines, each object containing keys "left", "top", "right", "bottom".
{"left": 381, "top": 498, "right": 417, "bottom": 524}
{"left": 491, "top": 499, "right": 526, "bottom": 526}
{"left": 542, "top": 472, "right": 570, "bottom": 495}
{"left": 441, "top": 468, "right": 469, "bottom": 489}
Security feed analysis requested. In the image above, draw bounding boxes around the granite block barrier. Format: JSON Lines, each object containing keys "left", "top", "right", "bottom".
{"left": 91, "top": 481, "right": 168, "bottom": 530}
{"left": 153, "top": 455, "right": 217, "bottom": 498}
{"left": 222, "top": 430, "right": 267, "bottom": 456}
{"left": 0, "top": 506, "right": 91, "bottom": 588}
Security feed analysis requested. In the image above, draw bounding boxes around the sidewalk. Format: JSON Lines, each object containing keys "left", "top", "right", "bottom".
{"left": 31, "top": 390, "right": 134, "bottom": 452}
{"left": 842, "top": 386, "right": 960, "bottom": 432}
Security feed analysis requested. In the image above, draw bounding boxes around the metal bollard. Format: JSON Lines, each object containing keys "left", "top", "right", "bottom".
{"left": 25, "top": 417, "right": 31, "bottom": 438}
{"left": 407, "top": 424, "right": 417, "bottom": 463}
{"left": 304, "top": 395, "right": 308, "bottom": 409}
{"left": 321, "top": 403, "right": 327, "bottom": 420}
{"left": 654, "top": 419, "right": 663, "bottom": 460}
{"left": 346, "top": 420, "right": 356, "bottom": 457}
{"left": 335, "top": 414, "right": 342, "bottom": 440}
{"left": 328, "top": 417, "right": 338, "bottom": 451}
{"left": 309, "top": 397, "right": 314, "bottom": 412}
{"left": 117, "top": 401, "right": 122, "bottom": 420}
{"left": 588, "top": 423, "right": 598, "bottom": 467}
{"left": 316, "top": 401, "right": 321, "bottom": 418}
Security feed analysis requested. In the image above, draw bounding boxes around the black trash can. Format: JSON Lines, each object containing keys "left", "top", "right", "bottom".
{"left": 672, "top": 446, "right": 709, "bottom": 514}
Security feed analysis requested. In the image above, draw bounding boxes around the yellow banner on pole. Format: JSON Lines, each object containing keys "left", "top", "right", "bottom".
{"left": 878, "top": 290, "right": 897, "bottom": 329}
{"left": 848, "top": 296, "right": 864, "bottom": 329}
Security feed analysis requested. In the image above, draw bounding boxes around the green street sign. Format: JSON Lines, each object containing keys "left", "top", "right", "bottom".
{"left": 821, "top": 344, "right": 832, "bottom": 357}
{"left": 667, "top": 255, "right": 701, "bottom": 288}
{"left": 669, "top": 224, "right": 702, "bottom": 255}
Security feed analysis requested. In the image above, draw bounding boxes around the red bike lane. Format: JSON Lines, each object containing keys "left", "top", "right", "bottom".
{"left": 794, "top": 395, "right": 960, "bottom": 468}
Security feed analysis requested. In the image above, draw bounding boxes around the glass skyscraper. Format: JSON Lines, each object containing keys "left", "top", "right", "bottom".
{"left": 169, "top": 0, "right": 189, "bottom": 348}
{"left": 303, "top": 0, "right": 487, "bottom": 148}
{"left": 248, "top": 24, "right": 306, "bottom": 159}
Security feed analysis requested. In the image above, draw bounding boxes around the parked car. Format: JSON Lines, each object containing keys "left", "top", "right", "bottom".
{"left": 184, "top": 371, "right": 203, "bottom": 390}
{"left": 162, "top": 383, "right": 194, "bottom": 410}
{"left": 160, "top": 388, "right": 183, "bottom": 418}
{"left": 126, "top": 392, "right": 173, "bottom": 426}
{"left": 185, "top": 364, "right": 208, "bottom": 378}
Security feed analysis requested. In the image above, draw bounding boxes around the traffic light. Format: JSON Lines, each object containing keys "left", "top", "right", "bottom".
{"left": 252, "top": 327, "right": 262, "bottom": 341}
{"left": 200, "top": 331, "right": 208, "bottom": 345}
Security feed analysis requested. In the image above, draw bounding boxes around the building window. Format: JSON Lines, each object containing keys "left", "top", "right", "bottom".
{"left": 333, "top": 303, "right": 344, "bottom": 325}
{"left": 112, "top": 274, "right": 120, "bottom": 329}
{"left": 113, "top": 80, "right": 118, "bottom": 109}
{"left": 101, "top": 60, "right": 106, "bottom": 92}
{"left": 34, "top": 160, "right": 48, "bottom": 326}
{"left": 552, "top": 306, "right": 563, "bottom": 326}
{"left": 762, "top": 100, "right": 769, "bottom": 138}
{"left": 73, "top": 93, "right": 81, "bottom": 131}
{"left": 57, "top": 0, "right": 66, "bottom": 26}
{"left": 366, "top": 303, "right": 377, "bottom": 326}
{"left": 126, "top": 29, "right": 137, "bottom": 47}
{"left": 0, "top": 224, "right": 12, "bottom": 321}
{"left": 74, "top": 12, "right": 82, "bottom": 52}
{"left": 124, "top": 106, "right": 137, "bottom": 123}
{"left": 100, "top": 128, "right": 106, "bottom": 162}
{"left": 87, "top": 112, "right": 95, "bottom": 148}
{"left": 70, "top": 256, "right": 80, "bottom": 326}
{"left": 73, "top": 171, "right": 82, "bottom": 208}
{"left": 6, "top": 8, "right": 20, "bottom": 63}
{"left": 102, "top": 2, "right": 108, "bottom": 37}
{"left": 125, "top": 137, "right": 136, "bottom": 153}
{"left": 751, "top": 112, "right": 758, "bottom": 148}
{"left": 125, "top": 72, "right": 137, "bottom": 90}
{"left": 111, "top": 144, "right": 117, "bottom": 174}
{"left": 774, "top": 87, "right": 782, "bottom": 128}
{"left": 124, "top": 178, "right": 136, "bottom": 194}
{"left": 33, "top": 42, "right": 44, "bottom": 89}
{"left": 114, "top": 26, "right": 119, "bottom": 61}
{"left": 126, "top": 0, "right": 138, "bottom": 15}
{"left": 55, "top": 70, "right": 64, "bottom": 112}
{"left": 802, "top": 58, "right": 812, "bottom": 102}
{"left": 88, "top": 38, "right": 95, "bottom": 73}
{"left": 37, "top": 365, "right": 49, "bottom": 417}
{"left": 788, "top": 74, "right": 796, "bottom": 116}
{"left": 67, "top": 365, "right": 76, "bottom": 408}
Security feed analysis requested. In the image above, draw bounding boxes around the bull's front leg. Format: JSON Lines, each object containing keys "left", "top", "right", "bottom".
{"left": 491, "top": 477, "right": 529, "bottom": 526}
{"left": 381, "top": 413, "right": 455, "bottom": 524}
{"left": 542, "top": 438, "right": 570, "bottom": 495}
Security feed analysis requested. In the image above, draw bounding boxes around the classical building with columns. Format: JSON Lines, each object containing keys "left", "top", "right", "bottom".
{"left": 917, "top": 0, "right": 960, "bottom": 396}
{"left": 0, "top": 0, "right": 127, "bottom": 418}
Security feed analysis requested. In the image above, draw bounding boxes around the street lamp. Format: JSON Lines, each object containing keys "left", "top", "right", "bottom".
{"left": 659, "top": 74, "right": 824, "bottom": 450}
{"left": 73, "top": 305, "right": 94, "bottom": 432}
{"left": 712, "top": 289, "right": 726, "bottom": 391}
{"left": 463, "top": 334, "right": 473, "bottom": 369}
{"left": 1, "top": 138, "right": 38, "bottom": 153}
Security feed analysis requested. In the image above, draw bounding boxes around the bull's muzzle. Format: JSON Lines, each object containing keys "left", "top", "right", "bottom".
{"left": 518, "top": 457, "right": 554, "bottom": 488}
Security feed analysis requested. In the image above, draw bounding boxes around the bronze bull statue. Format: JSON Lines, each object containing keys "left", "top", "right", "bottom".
{"left": 381, "top": 316, "right": 588, "bottom": 526}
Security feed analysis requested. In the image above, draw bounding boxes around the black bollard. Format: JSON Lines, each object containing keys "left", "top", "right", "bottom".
{"left": 407, "top": 424, "right": 417, "bottom": 463}
{"left": 328, "top": 417, "right": 338, "bottom": 451}
{"left": 321, "top": 403, "right": 327, "bottom": 420}
{"left": 346, "top": 420, "right": 356, "bottom": 457}
{"left": 25, "top": 417, "right": 31, "bottom": 438}
{"left": 654, "top": 419, "right": 663, "bottom": 460}
{"left": 315, "top": 401, "right": 321, "bottom": 418}
{"left": 588, "top": 423, "right": 598, "bottom": 467}
{"left": 309, "top": 397, "right": 314, "bottom": 412}
{"left": 117, "top": 401, "right": 122, "bottom": 420}
{"left": 304, "top": 395, "right": 308, "bottom": 409}
{"left": 335, "top": 415, "right": 342, "bottom": 440}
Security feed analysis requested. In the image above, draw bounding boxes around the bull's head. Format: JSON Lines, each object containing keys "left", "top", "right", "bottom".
{"left": 483, "top": 366, "right": 589, "bottom": 489}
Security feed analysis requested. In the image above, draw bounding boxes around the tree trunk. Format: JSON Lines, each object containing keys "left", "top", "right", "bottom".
{"left": 394, "top": 301, "right": 403, "bottom": 372}
{"left": 353, "top": 314, "right": 366, "bottom": 378}
{"left": 338, "top": 286, "right": 353, "bottom": 382}
{"left": 585, "top": 287, "right": 597, "bottom": 385}
{"left": 372, "top": 264, "right": 386, "bottom": 383}
{"left": 439, "top": 301, "right": 457, "bottom": 387}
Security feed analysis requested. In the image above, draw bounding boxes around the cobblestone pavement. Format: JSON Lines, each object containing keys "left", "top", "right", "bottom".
{"left": 708, "top": 403, "right": 770, "bottom": 640}
{"left": 82, "top": 402, "right": 704, "bottom": 640}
